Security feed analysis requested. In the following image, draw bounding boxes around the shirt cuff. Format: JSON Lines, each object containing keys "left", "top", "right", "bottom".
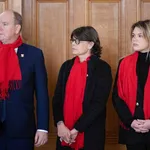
{"left": 37, "top": 129, "right": 48, "bottom": 133}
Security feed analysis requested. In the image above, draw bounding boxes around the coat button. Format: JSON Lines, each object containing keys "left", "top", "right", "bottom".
{"left": 136, "top": 102, "right": 139, "bottom": 106}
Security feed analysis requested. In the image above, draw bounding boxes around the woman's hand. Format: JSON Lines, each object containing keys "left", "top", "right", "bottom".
{"left": 70, "top": 128, "right": 78, "bottom": 144}
{"left": 131, "top": 119, "right": 149, "bottom": 133}
{"left": 137, "top": 119, "right": 150, "bottom": 131}
{"left": 57, "top": 121, "right": 71, "bottom": 143}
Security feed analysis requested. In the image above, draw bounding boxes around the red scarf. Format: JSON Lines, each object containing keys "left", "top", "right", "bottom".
{"left": 117, "top": 52, "right": 150, "bottom": 120}
{"left": 62, "top": 56, "right": 89, "bottom": 150}
{"left": 0, "top": 36, "right": 22, "bottom": 100}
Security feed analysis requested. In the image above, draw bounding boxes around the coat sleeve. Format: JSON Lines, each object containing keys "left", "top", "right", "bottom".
{"left": 112, "top": 60, "right": 134, "bottom": 128}
{"left": 34, "top": 49, "right": 49, "bottom": 131}
{"left": 52, "top": 62, "right": 67, "bottom": 126}
{"left": 74, "top": 62, "right": 112, "bottom": 132}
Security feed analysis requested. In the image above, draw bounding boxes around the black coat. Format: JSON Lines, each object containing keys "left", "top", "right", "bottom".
{"left": 52, "top": 55, "right": 112, "bottom": 150}
{"left": 112, "top": 53, "right": 150, "bottom": 145}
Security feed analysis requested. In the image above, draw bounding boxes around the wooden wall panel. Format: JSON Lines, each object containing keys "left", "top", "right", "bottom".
{"left": 91, "top": 0, "right": 120, "bottom": 2}
{"left": 22, "top": 0, "right": 36, "bottom": 45}
{"left": 7, "top": 0, "right": 22, "bottom": 13}
{"left": 37, "top": 0, "right": 67, "bottom": 2}
{"left": 119, "top": 0, "right": 137, "bottom": 57}
{"left": 69, "top": 0, "right": 87, "bottom": 32}
{"left": 1, "top": 0, "right": 150, "bottom": 148}
{"left": 0, "top": 2, "right": 6, "bottom": 12}
{"left": 141, "top": 1, "right": 150, "bottom": 19}
{"left": 89, "top": 0, "right": 119, "bottom": 143}
{"left": 37, "top": 0, "right": 68, "bottom": 134}
{"left": 68, "top": 0, "right": 88, "bottom": 58}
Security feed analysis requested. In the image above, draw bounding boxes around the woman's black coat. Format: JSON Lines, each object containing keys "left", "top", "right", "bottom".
{"left": 52, "top": 55, "right": 112, "bottom": 150}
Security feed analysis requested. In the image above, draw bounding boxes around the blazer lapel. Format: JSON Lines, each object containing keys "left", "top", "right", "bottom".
{"left": 83, "top": 56, "right": 98, "bottom": 104}
{"left": 17, "top": 44, "right": 28, "bottom": 76}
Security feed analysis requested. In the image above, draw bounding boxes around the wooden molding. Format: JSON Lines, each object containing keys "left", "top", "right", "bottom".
{"left": 7, "top": 0, "right": 22, "bottom": 13}
{"left": 106, "top": 131, "right": 118, "bottom": 144}
{"left": 142, "top": 0, "right": 150, "bottom": 2}
{"left": 90, "top": 0, "right": 120, "bottom": 2}
{"left": 37, "top": 0, "right": 67, "bottom": 2}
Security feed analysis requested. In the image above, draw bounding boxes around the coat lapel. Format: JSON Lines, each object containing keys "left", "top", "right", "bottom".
{"left": 83, "top": 55, "right": 99, "bottom": 105}
{"left": 17, "top": 44, "right": 27, "bottom": 76}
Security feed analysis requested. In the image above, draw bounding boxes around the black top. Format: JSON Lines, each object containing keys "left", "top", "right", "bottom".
{"left": 112, "top": 52, "right": 150, "bottom": 144}
{"left": 135, "top": 52, "right": 150, "bottom": 119}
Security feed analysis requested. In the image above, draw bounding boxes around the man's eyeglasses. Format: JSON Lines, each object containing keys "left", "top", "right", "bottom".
{"left": 70, "top": 39, "right": 80, "bottom": 45}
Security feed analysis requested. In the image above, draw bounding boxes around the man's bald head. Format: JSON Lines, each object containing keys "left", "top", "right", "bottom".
{"left": 0, "top": 10, "right": 22, "bottom": 31}
{"left": 0, "top": 10, "right": 22, "bottom": 44}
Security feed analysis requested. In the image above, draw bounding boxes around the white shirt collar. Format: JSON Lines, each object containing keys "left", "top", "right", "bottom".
{"left": 15, "top": 48, "right": 18, "bottom": 53}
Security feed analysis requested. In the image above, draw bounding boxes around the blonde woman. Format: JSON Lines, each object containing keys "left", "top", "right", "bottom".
{"left": 113, "top": 20, "right": 150, "bottom": 150}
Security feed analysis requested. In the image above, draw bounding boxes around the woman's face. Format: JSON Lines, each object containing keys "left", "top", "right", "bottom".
{"left": 71, "top": 38, "right": 93, "bottom": 57}
{"left": 131, "top": 27, "right": 149, "bottom": 52}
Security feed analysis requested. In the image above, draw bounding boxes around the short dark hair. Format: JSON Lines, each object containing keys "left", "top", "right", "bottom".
{"left": 71, "top": 26, "right": 102, "bottom": 58}
{"left": 13, "top": 11, "right": 22, "bottom": 31}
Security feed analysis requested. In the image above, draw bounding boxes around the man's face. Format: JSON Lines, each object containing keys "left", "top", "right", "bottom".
{"left": 0, "top": 11, "right": 19, "bottom": 44}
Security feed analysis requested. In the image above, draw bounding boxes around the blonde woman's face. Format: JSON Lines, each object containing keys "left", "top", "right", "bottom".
{"left": 131, "top": 27, "right": 149, "bottom": 53}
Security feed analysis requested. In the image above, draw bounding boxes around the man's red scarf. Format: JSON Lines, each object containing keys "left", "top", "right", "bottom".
{"left": 62, "top": 56, "right": 89, "bottom": 150}
{"left": 117, "top": 52, "right": 150, "bottom": 119}
{"left": 0, "top": 36, "right": 22, "bottom": 100}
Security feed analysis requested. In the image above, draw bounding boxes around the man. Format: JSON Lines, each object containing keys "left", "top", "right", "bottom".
{"left": 0, "top": 10, "right": 49, "bottom": 150}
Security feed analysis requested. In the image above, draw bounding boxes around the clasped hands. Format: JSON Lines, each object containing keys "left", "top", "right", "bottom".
{"left": 57, "top": 122, "right": 78, "bottom": 144}
{"left": 131, "top": 119, "right": 150, "bottom": 133}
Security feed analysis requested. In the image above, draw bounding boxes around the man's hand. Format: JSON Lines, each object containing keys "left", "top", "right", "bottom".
{"left": 34, "top": 131, "right": 48, "bottom": 147}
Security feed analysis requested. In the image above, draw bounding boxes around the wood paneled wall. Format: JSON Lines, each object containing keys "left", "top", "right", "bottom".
{"left": 1, "top": 0, "right": 150, "bottom": 145}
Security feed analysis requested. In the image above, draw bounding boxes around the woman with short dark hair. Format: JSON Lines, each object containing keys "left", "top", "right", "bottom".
{"left": 53, "top": 26, "right": 112, "bottom": 150}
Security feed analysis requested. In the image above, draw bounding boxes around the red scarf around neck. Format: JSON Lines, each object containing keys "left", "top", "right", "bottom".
{"left": 62, "top": 56, "right": 89, "bottom": 150}
{"left": 117, "top": 52, "right": 150, "bottom": 119}
{"left": 0, "top": 36, "right": 22, "bottom": 100}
